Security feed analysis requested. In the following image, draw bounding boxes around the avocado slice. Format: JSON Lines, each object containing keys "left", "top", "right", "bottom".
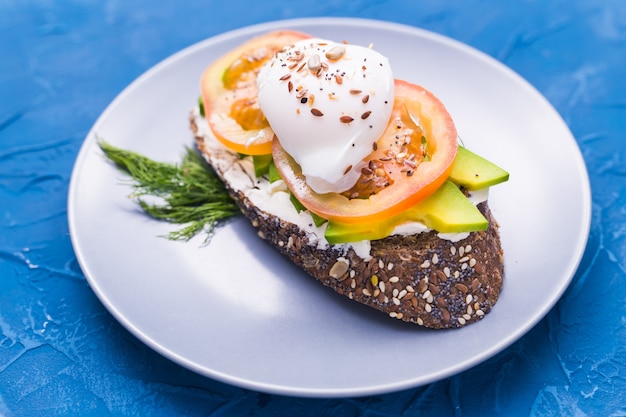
{"left": 268, "top": 159, "right": 281, "bottom": 183}
{"left": 325, "top": 215, "right": 396, "bottom": 244}
{"left": 410, "top": 180, "right": 488, "bottom": 233}
{"left": 449, "top": 146, "right": 509, "bottom": 190}
{"left": 290, "top": 193, "right": 327, "bottom": 227}
{"left": 252, "top": 154, "right": 273, "bottom": 177}
{"left": 325, "top": 181, "right": 488, "bottom": 244}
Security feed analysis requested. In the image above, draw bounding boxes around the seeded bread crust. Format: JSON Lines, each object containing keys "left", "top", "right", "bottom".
{"left": 191, "top": 114, "right": 504, "bottom": 329}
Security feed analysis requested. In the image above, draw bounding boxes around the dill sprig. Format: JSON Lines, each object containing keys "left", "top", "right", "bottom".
{"left": 98, "top": 140, "right": 239, "bottom": 241}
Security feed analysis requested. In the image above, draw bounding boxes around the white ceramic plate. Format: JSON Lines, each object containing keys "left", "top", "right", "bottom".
{"left": 68, "top": 17, "right": 590, "bottom": 397}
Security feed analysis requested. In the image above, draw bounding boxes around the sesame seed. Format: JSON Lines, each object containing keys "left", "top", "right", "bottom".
{"left": 420, "top": 260, "right": 431, "bottom": 268}
{"left": 465, "top": 245, "right": 472, "bottom": 253}
{"left": 458, "top": 317, "right": 466, "bottom": 325}
{"left": 466, "top": 294, "right": 473, "bottom": 304}
{"left": 443, "top": 267, "right": 451, "bottom": 277}
{"left": 463, "top": 314, "right": 472, "bottom": 321}
{"left": 432, "top": 253, "right": 439, "bottom": 264}
{"left": 450, "top": 246, "right": 457, "bottom": 256}
{"left": 425, "top": 303, "right": 432, "bottom": 313}
{"left": 417, "top": 318, "right": 424, "bottom": 326}
{"left": 398, "top": 289, "right": 407, "bottom": 299}
{"left": 379, "top": 281, "right": 386, "bottom": 293}
{"left": 392, "top": 297, "right": 400, "bottom": 306}
{"left": 459, "top": 256, "right": 470, "bottom": 263}
{"left": 476, "top": 310, "right": 485, "bottom": 316}
{"left": 469, "top": 258, "right": 477, "bottom": 268}
{"left": 422, "top": 290, "right": 432, "bottom": 300}
{"left": 389, "top": 276, "right": 399, "bottom": 283}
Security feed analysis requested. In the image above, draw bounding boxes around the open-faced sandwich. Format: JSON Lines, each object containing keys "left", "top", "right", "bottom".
{"left": 190, "top": 31, "right": 509, "bottom": 329}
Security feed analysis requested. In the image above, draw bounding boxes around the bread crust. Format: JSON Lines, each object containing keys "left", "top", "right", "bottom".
{"left": 191, "top": 113, "right": 504, "bottom": 329}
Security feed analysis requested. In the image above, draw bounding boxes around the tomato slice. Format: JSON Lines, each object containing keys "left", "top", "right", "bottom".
{"left": 273, "top": 79, "right": 458, "bottom": 224}
{"left": 200, "top": 30, "right": 310, "bottom": 155}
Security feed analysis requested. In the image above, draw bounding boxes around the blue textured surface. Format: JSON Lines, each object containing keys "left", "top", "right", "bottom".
{"left": 1, "top": 1, "right": 625, "bottom": 415}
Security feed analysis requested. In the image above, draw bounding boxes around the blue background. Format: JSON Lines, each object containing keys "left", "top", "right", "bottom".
{"left": 1, "top": 1, "right": 625, "bottom": 415}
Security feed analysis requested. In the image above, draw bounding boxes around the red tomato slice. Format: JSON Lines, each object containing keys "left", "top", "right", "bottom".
{"left": 200, "top": 30, "right": 310, "bottom": 155}
{"left": 273, "top": 79, "right": 458, "bottom": 224}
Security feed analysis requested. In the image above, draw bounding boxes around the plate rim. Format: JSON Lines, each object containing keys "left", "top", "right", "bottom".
{"left": 68, "top": 16, "right": 592, "bottom": 397}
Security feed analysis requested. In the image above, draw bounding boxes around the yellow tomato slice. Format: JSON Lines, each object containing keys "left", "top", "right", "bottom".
{"left": 200, "top": 30, "right": 310, "bottom": 155}
{"left": 273, "top": 79, "right": 458, "bottom": 224}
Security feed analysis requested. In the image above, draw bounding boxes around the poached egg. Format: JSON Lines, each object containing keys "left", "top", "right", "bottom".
{"left": 257, "top": 38, "right": 394, "bottom": 194}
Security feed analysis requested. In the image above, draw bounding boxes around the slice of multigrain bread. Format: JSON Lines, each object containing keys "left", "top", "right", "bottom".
{"left": 190, "top": 110, "right": 504, "bottom": 329}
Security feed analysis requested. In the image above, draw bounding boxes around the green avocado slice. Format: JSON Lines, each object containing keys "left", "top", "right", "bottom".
{"left": 324, "top": 181, "right": 488, "bottom": 244}
{"left": 448, "top": 146, "right": 509, "bottom": 190}
{"left": 252, "top": 154, "right": 273, "bottom": 177}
